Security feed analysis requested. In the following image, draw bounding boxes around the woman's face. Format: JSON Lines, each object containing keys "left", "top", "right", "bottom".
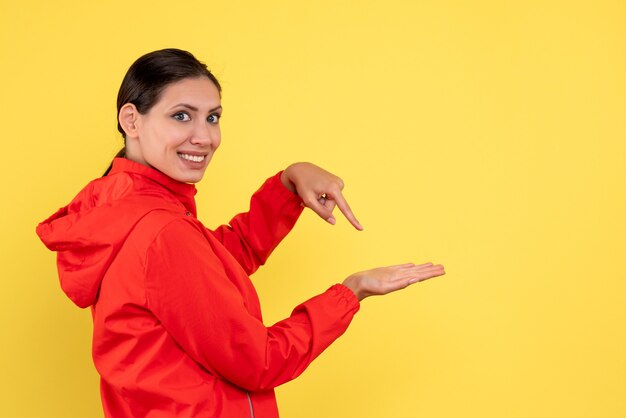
{"left": 129, "top": 76, "right": 222, "bottom": 183}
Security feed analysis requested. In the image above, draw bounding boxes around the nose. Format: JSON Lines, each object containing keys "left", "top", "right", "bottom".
{"left": 190, "top": 120, "right": 220, "bottom": 148}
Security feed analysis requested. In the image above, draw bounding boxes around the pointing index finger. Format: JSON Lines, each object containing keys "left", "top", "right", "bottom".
{"left": 332, "top": 190, "right": 363, "bottom": 231}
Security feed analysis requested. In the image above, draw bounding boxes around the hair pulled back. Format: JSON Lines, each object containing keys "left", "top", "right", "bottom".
{"left": 104, "top": 48, "right": 221, "bottom": 175}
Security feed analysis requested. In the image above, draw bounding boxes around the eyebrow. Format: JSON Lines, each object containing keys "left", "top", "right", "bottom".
{"left": 172, "top": 103, "right": 223, "bottom": 113}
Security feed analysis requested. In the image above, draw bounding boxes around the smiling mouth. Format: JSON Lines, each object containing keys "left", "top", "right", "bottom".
{"left": 178, "top": 153, "right": 206, "bottom": 163}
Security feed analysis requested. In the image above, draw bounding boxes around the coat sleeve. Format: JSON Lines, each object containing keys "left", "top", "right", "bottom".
{"left": 144, "top": 218, "right": 360, "bottom": 392}
{"left": 209, "top": 172, "right": 304, "bottom": 275}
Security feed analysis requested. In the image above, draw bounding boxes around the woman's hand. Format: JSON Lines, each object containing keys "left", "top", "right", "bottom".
{"left": 281, "top": 162, "right": 363, "bottom": 230}
{"left": 342, "top": 263, "right": 445, "bottom": 301}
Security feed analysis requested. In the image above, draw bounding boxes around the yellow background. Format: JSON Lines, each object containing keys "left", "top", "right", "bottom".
{"left": 1, "top": 1, "right": 625, "bottom": 417}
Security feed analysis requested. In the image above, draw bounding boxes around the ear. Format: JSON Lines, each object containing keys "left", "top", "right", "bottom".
{"left": 119, "top": 103, "right": 140, "bottom": 139}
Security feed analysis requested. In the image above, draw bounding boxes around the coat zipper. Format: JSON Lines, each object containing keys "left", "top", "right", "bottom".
{"left": 246, "top": 392, "right": 255, "bottom": 418}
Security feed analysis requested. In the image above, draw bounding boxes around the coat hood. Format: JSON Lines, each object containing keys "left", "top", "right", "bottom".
{"left": 36, "top": 158, "right": 197, "bottom": 308}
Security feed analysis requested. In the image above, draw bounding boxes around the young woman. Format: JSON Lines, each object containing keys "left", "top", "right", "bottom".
{"left": 37, "top": 48, "right": 444, "bottom": 418}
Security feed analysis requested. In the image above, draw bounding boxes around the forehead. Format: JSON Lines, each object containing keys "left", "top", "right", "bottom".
{"left": 156, "top": 77, "right": 221, "bottom": 108}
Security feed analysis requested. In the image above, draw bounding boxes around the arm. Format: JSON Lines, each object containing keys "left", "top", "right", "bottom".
{"left": 211, "top": 162, "right": 364, "bottom": 275}
{"left": 146, "top": 218, "right": 359, "bottom": 392}
{"left": 209, "top": 172, "right": 304, "bottom": 275}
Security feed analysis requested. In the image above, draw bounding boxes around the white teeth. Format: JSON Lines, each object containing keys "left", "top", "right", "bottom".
{"left": 178, "top": 153, "right": 205, "bottom": 162}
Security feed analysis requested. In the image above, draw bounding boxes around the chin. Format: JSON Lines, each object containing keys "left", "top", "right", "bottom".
{"left": 164, "top": 168, "right": 205, "bottom": 184}
{"left": 180, "top": 173, "right": 205, "bottom": 184}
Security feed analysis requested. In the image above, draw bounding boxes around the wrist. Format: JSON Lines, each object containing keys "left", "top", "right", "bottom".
{"left": 280, "top": 168, "right": 297, "bottom": 195}
{"left": 342, "top": 276, "right": 365, "bottom": 301}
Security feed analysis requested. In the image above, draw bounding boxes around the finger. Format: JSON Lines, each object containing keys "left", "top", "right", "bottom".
{"left": 392, "top": 265, "right": 444, "bottom": 281}
{"left": 410, "top": 272, "right": 445, "bottom": 284}
{"left": 386, "top": 263, "right": 434, "bottom": 277}
{"left": 409, "top": 264, "right": 445, "bottom": 274}
{"left": 400, "top": 264, "right": 442, "bottom": 276}
{"left": 388, "top": 263, "right": 418, "bottom": 269}
{"left": 322, "top": 198, "right": 337, "bottom": 214}
{"left": 401, "top": 263, "right": 442, "bottom": 271}
{"left": 409, "top": 267, "right": 446, "bottom": 283}
{"left": 320, "top": 197, "right": 338, "bottom": 224}
{"left": 302, "top": 193, "right": 335, "bottom": 225}
{"left": 415, "top": 262, "right": 436, "bottom": 269}
{"left": 328, "top": 189, "right": 363, "bottom": 231}
{"left": 390, "top": 262, "right": 433, "bottom": 270}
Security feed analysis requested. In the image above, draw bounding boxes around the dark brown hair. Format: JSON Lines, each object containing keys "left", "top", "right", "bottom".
{"left": 104, "top": 48, "right": 221, "bottom": 175}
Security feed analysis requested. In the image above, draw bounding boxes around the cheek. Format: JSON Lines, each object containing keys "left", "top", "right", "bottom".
{"left": 214, "top": 127, "right": 222, "bottom": 148}
{"left": 161, "top": 124, "right": 192, "bottom": 147}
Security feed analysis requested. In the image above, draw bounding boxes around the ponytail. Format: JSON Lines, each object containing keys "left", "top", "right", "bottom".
{"left": 103, "top": 147, "right": 126, "bottom": 176}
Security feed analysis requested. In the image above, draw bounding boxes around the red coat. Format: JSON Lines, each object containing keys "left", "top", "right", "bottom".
{"left": 36, "top": 158, "right": 360, "bottom": 418}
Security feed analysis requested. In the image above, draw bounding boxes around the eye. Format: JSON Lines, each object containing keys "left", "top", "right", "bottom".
{"left": 172, "top": 112, "right": 191, "bottom": 121}
{"left": 208, "top": 113, "right": 221, "bottom": 124}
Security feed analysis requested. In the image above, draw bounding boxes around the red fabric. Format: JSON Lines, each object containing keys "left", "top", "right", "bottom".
{"left": 36, "top": 158, "right": 360, "bottom": 418}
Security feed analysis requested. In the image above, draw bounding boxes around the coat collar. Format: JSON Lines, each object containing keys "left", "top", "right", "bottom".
{"left": 108, "top": 157, "right": 198, "bottom": 215}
